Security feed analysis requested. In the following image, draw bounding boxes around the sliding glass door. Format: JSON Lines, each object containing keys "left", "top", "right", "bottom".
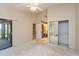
{"left": 48, "top": 21, "right": 58, "bottom": 45}
{"left": 58, "top": 20, "right": 69, "bottom": 47}
{"left": 0, "top": 19, "right": 12, "bottom": 50}
{"left": 48, "top": 20, "right": 69, "bottom": 47}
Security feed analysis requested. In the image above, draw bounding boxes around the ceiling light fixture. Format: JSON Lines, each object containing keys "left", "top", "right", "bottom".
{"left": 27, "top": 3, "right": 43, "bottom": 12}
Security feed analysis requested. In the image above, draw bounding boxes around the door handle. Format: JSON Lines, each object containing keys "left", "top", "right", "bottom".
{"left": 55, "top": 34, "right": 58, "bottom": 36}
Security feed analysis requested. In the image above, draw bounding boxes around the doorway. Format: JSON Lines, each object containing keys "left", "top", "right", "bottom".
{"left": 33, "top": 24, "right": 36, "bottom": 40}
{"left": 0, "top": 19, "right": 12, "bottom": 50}
{"left": 41, "top": 21, "right": 48, "bottom": 38}
{"left": 32, "top": 20, "right": 48, "bottom": 40}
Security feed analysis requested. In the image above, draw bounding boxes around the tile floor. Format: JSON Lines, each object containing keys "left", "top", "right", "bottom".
{"left": 0, "top": 38, "right": 78, "bottom": 56}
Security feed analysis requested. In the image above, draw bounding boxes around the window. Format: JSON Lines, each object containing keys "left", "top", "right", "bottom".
{"left": 0, "top": 19, "right": 12, "bottom": 50}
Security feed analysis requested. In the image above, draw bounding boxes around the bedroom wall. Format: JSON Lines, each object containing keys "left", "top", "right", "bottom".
{"left": 76, "top": 4, "right": 79, "bottom": 55}
{"left": 36, "top": 9, "right": 47, "bottom": 24}
{"left": 0, "top": 4, "right": 36, "bottom": 47}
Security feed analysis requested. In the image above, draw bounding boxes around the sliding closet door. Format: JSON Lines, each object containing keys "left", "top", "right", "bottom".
{"left": 58, "top": 20, "right": 69, "bottom": 47}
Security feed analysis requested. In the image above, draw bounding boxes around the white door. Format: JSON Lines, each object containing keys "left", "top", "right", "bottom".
{"left": 58, "top": 20, "right": 69, "bottom": 47}
{"left": 48, "top": 21, "right": 58, "bottom": 45}
{"left": 36, "top": 24, "right": 42, "bottom": 39}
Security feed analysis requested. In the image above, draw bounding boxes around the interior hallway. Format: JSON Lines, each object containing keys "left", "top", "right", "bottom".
{"left": 0, "top": 38, "right": 77, "bottom": 56}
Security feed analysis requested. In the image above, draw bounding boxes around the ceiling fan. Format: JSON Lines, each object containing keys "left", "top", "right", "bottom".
{"left": 27, "top": 3, "right": 43, "bottom": 12}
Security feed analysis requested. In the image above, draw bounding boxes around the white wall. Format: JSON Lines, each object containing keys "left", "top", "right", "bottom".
{"left": 48, "top": 4, "right": 76, "bottom": 49}
{"left": 0, "top": 4, "right": 36, "bottom": 47}
{"left": 76, "top": 4, "right": 79, "bottom": 55}
{"left": 36, "top": 9, "right": 47, "bottom": 23}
